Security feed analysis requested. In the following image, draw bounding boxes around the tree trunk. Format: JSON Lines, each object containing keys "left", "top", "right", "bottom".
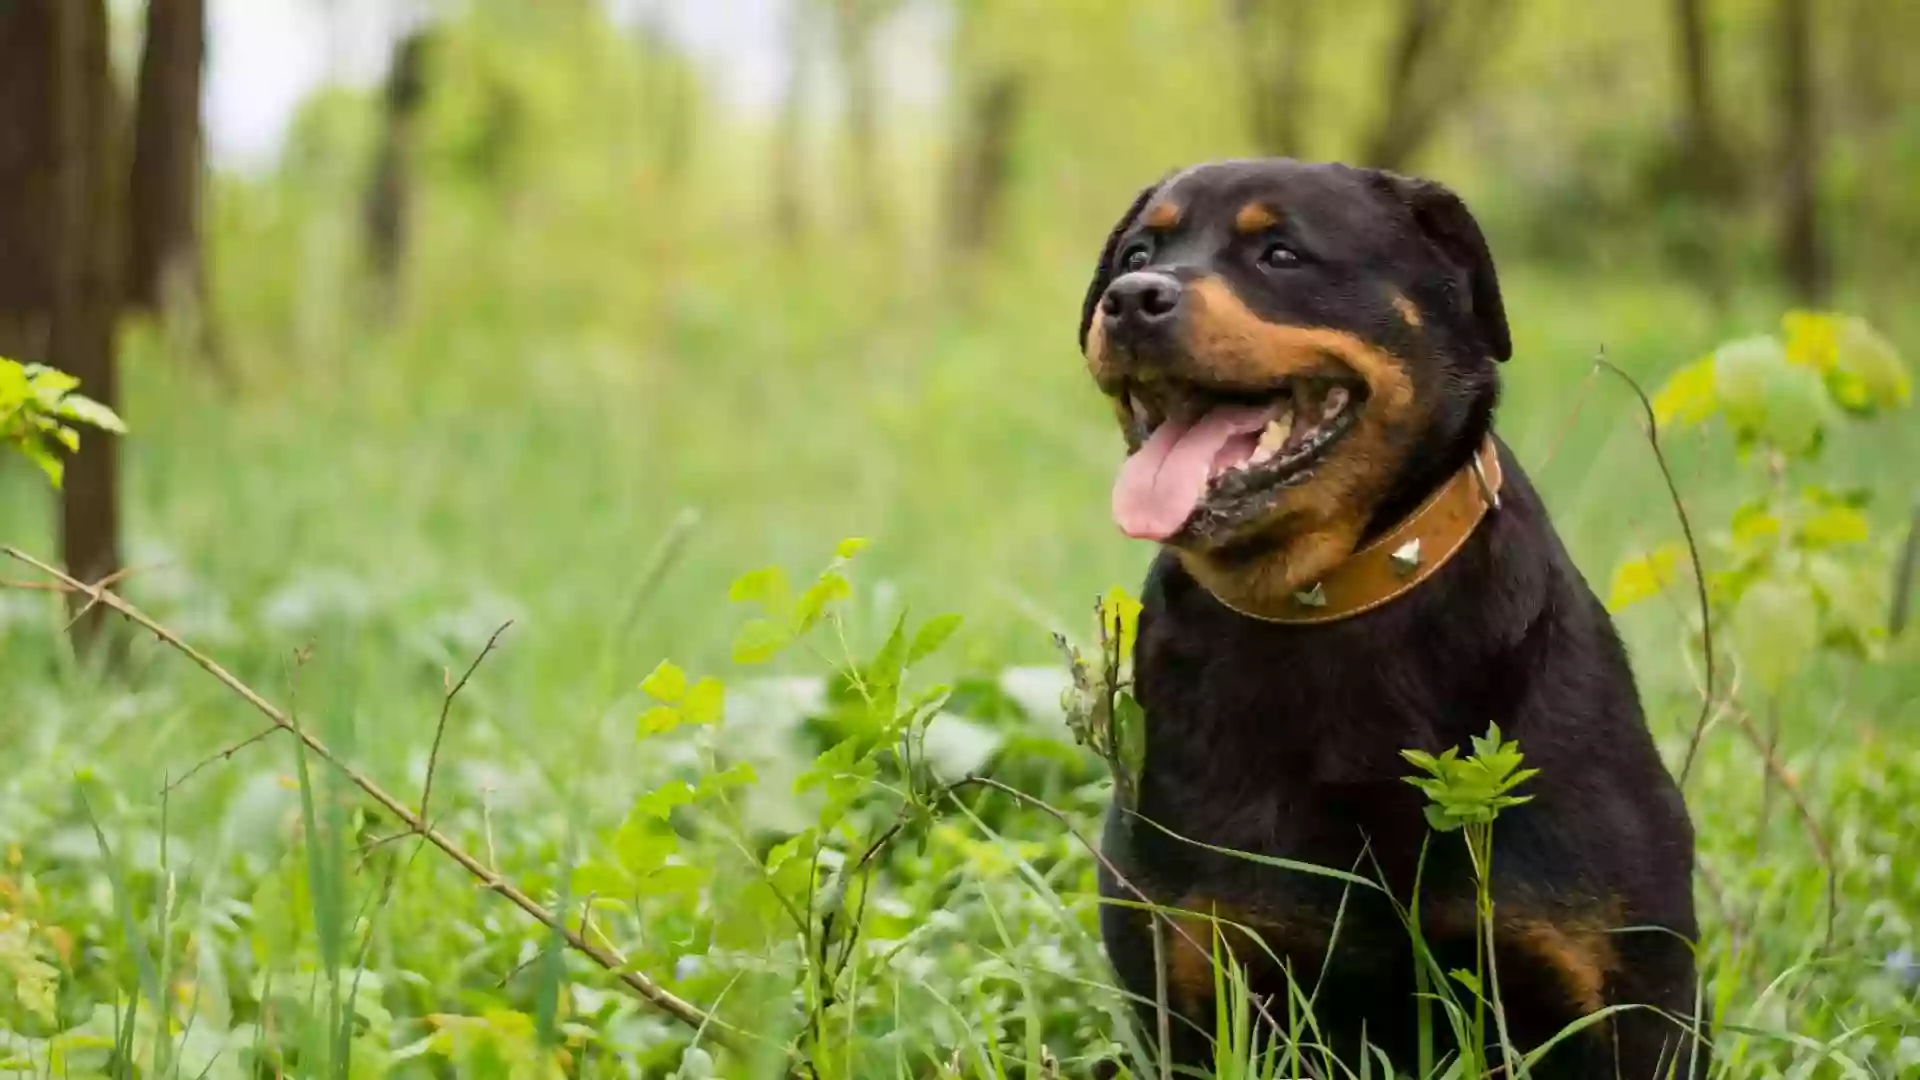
{"left": 51, "top": 0, "right": 126, "bottom": 654}
{"left": 947, "top": 73, "right": 1022, "bottom": 258}
{"left": 1235, "top": 0, "right": 1318, "bottom": 158}
{"left": 364, "top": 28, "right": 433, "bottom": 316}
{"left": 833, "top": 0, "right": 884, "bottom": 234}
{"left": 0, "top": 0, "right": 60, "bottom": 359}
{"left": 772, "top": 5, "right": 810, "bottom": 248}
{"left": 1670, "top": 0, "right": 1735, "bottom": 195}
{"left": 1776, "top": 0, "right": 1828, "bottom": 303}
{"left": 1361, "top": 0, "right": 1512, "bottom": 173}
{"left": 128, "top": 0, "right": 207, "bottom": 317}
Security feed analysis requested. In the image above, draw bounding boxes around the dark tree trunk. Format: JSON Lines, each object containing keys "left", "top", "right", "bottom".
{"left": 1234, "top": 0, "right": 1318, "bottom": 158}
{"left": 947, "top": 73, "right": 1023, "bottom": 258}
{"left": 51, "top": 0, "right": 126, "bottom": 654}
{"left": 364, "top": 28, "right": 433, "bottom": 315}
{"left": 0, "top": 0, "right": 60, "bottom": 359}
{"left": 1361, "top": 0, "right": 1512, "bottom": 173}
{"left": 1776, "top": 0, "right": 1828, "bottom": 303}
{"left": 128, "top": 0, "right": 207, "bottom": 316}
{"left": 1670, "top": 0, "right": 1735, "bottom": 194}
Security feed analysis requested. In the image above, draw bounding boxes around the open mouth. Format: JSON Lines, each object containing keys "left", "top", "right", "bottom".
{"left": 1111, "top": 374, "right": 1366, "bottom": 543}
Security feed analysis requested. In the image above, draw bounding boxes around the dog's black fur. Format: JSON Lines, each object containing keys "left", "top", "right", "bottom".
{"left": 1080, "top": 160, "right": 1705, "bottom": 1078}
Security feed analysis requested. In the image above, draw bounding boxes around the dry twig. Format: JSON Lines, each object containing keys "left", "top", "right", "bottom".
{"left": 1597, "top": 358, "right": 1718, "bottom": 785}
{"left": 2, "top": 545, "right": 749, "bottom": 1053}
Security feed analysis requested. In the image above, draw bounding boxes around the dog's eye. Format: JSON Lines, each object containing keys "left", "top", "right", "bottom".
{"left": 1120, "top": 243, "right": 1153, "bottom": 273}
{"left": 1261, "top": 242, "right": 1300, "bottom": 269}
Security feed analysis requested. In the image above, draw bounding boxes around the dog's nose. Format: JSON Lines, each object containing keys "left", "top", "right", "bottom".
{"left": 1102, "top": 272, "right": 1183, "bottom": 331}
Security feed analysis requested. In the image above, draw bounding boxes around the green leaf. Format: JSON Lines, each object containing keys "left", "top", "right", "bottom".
{"left": 613, "top": 824, "right": 676, "bottom": 876}
{"left": 1799, "top": 504, "right": 1870, "bottom": 549}
{"left": 645, "top": 862, "right": 708, "bottom": 901}
{"left": 1650, "top": 356, "right": 1719, "bottom": 429}
{"left": 570, "top": 860, "right": 632, "bottom": 897}
{"left": 731, "top": 618, "right": 792, "bottom": 664}
{"left": 727, "top": 566, "right": 791, "bottom": 612}
{"left": 21, "top": 438, "right": 62, "bottom": 488}
{"left": 792, "top": 571, "right": 851, "bottom": 634}
{"left": 1100, "top": 585, "right": 1144, "bottom": 657}
{"left": 680, "top": 677, "right": 725, "bottom": 725}
{"left": 1115, "top": 692, "right": 1147, "bottom": 796}
{"left": 637, "top": 705, "right": 684, "bottom": 736}
{"left": 640, "top": 660, "right": 688, "bottom": 703}
{"left": 1607, "top": 542, "right": 1688, "bottom": 611}
{"left": 1731, "top": 580, "right": 1820, "bottom": 694}
{"left": 1831, "top": 317, "right": 1910, "bottom": 411}
{"left": 834, "top": 537, "right": 870, "bottom": 559}
{"left": 51, "top": 392, "right": 126, "bottom": 434}
{"left": 1755, "top": 361, "right": 1830, "bottom": 456}
{"left": 1449, "top": 969, "right": 1483, "bottom": 997}
{"left": 1712, "top": 334, "right": 1790, "bottom": 433}
{"left": 906, "top": 613, "right": 963, "bottom": 667}
{"left": 634, "top": 780, "right": 697, "bottom": 819}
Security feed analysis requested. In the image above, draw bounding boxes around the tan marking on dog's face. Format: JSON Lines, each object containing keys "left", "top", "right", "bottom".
{"left": 1233, "top": 202, "right": 1282, "bottom": 234}
{"left": 1162, "top": 278, "right": 1425, "bottom": 604}
{"left": 1142, "top": 199, "right": 1184, "bottom": 230}
{"left": 1391, "top": 292, "right": 1424, "bottom": 328}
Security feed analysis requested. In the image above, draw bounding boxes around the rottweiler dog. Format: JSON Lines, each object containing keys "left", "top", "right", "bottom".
{"left": 1079, "top": 159, "right": 1705, "bottom": 1079}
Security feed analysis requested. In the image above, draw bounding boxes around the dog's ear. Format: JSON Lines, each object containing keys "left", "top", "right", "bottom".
{"left": 1376, "top": 172, "right": 1511, "bottom": 363}
{"left": 1078, "top": 180, "right": 1164, "bottom": 353}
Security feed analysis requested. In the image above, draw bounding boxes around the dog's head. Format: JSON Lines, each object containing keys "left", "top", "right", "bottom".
{"left": 1079, "top": 158, "right": 1508, "bottom": 597}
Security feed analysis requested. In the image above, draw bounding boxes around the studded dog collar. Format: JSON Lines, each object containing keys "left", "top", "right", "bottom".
{"left": 1205, "top": 435, "right": 1506, "bottom": 625}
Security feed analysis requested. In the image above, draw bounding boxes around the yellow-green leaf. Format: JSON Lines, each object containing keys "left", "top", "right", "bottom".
{"left": 906, "top": 612, "right": 963, "bottom": 666}
{"left": 1732, "top": 580, "right": 1819, "bottom": 694}
{"left": 792, "top": 571, "right": 851, "bottom": 633}
{"left": 1101, "top": 585, "right": 1144, "bottom": 656}
{"left": 1781, "top": 310, "right": 1842, "bottom": 372}
{"left": 640, "top": 660, "right": 687, "bottom": 702}
{"left": 638, "top": 704, "right": 683, "bottom": 736}
{"left": 835, "top": 537, "right": 870, "bottom": 559}
{"left": 1650, "top": 356, "right": 1718, "bottom": 429}
{"left": 728, "top": 566, "right": 790, "bottom": 611}
{"left": 681, "top": 677, "right": 725, "bottom": 725}
{"left": 1712, "top": 334, "right": 1790, "bottom": 434}
{"left": 1832, "top": 317, "right": 1910, "bottom": 411}
{"left": 1607, "top": 542, "right": 1688, "bottom": 611}
{"left": 1799, "top": 505, "right": 1870, "bottom": 549}
{"left": 732, "top": 618, "right": 791, "bottom": 664}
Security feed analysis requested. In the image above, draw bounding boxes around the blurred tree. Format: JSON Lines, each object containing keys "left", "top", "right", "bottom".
{"left": 1362, "top": 0, "right": 1514, "bottom": 172}
{"left": 127, "top": 0, "right": 208, "bottom": 324}
{"left": 830, "top": 0, "right": 895, "bottom": 235}
{"left": 52, "top": 0, "right": 127, "bottom": 654}
{"left": 1775, "top": 0, "right": 1828, "bottom": 302}
{"left": 365, "top": 27, "right": 436, "bottom": 315}
{"left": 632, "top": 4, "right": 696, "bottom": 186}
{"left": 0, "top": 1, "right": 59, "bottom": 362}
{"left": 1233, "top": 0, "right": 1318, "bottom": 158}
{"left": 1668, "top": 0, "right": 1735, "bottom": 196}
{"left": 944, "top": 0, "right": 1024, "bottom": 259}
{"left": 773, "top": 2, "right": 814, "bottom": 248}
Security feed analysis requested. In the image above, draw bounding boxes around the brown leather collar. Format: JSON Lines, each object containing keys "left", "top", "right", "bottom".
{"left": 1206, "top": 435, "right": 1506, "bottom": 625}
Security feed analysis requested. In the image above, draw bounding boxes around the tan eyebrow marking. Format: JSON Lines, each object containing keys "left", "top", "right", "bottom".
{"left": 1142, "top": 200, "right": 1184, "bottom": 230}
{"left": 1234, "top": 203, "right": 1283, "bottom": 233}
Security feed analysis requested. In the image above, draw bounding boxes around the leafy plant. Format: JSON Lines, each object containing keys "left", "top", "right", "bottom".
{"left": 1403, "top": 725, "right": 1539, "bottom": 1079}
{"left": 1055, "top": 587, "right": 1146, "bottom": 812}
{"left": 1614, "top": 311, "right": 1912, "bottom": 685}
{"left": 0, "top": 356, "right": 126, "bottom": 489}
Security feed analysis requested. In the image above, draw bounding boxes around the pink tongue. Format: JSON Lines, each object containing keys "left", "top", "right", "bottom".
{"left": 1112, "top": 405, "right": 1275, "bottom": 541}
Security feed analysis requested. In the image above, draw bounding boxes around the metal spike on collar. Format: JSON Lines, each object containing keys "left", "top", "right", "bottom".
{"left": 1293, "top": 582, "right": 1328, "bottom": 608}
{"left": 1390, "top": 538, "right": 1423, "bottom": 576}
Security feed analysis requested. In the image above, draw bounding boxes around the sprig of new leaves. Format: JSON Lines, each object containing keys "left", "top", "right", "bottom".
{"left": 1055, "top": 586, "right": 1147, "bottom": 811}
{"left": 1, "top": 356, "right": 127, "bottom": 489}
{"left": 1401, "top": 724, "right": 1537, "bottom": 833}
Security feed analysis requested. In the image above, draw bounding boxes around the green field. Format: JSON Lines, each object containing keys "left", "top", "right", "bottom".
{"left": 4, "top": 3, "right": 1919, "bottom": 1077}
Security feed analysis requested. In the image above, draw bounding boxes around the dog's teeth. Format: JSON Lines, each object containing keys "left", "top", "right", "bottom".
{"left": 1251, "top": 411, "right": 1293, "bottom": 464}
{"left": 1324, "top": 386, "right": 1350, "bottom": 418}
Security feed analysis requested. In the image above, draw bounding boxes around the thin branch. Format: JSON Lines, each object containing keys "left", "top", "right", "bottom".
{"left": 421, "top": 621, "right": 513, "bottom": 823}
{"left": 2, "top": 545, "right": 751, "bottom": 1054}
{"left": 164, "top": 724, "right": 280, "bottom": 795}
{"left": 1724, "top": 698, "right": 1839, "bottom": 950}
{"left": 1597, "top": 359, "right": 1717, "bottom": 785}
